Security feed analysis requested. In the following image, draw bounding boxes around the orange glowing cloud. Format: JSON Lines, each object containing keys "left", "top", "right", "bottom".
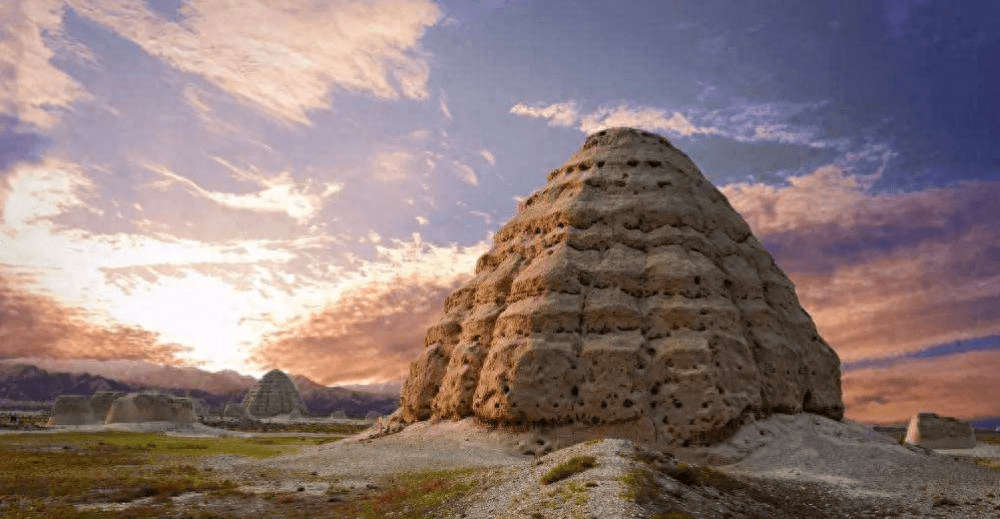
{"left": 842, "top": 349, "right": 1000, "bottom": 424}
{"left": 0, "top": 271, "right": 187, "bottom": 363}
{"left": 721, "top": 168, "right": 1000, "bottom": 363}
{"left": 250, "top": 273, "right": 468, "bottom": 386}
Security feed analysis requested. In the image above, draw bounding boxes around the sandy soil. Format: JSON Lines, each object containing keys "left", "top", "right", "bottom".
{"left": 8, "top": 414, "right": 999, "bottom": 517}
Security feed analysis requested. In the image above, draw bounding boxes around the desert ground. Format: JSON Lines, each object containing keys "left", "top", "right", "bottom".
{"left": 0, "top": 411, "right": 998, "bottom": 518}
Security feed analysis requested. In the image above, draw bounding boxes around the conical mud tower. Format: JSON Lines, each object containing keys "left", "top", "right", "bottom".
{"left": 400, "top": 128, "right": 843, "bottom": 447}
{"left": 242, "top": 369, "right": 307, "bottom": 417}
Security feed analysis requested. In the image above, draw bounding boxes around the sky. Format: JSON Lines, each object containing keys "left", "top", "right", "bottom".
{"left": 1, "top": 0, "right": 998, "bottom": 424}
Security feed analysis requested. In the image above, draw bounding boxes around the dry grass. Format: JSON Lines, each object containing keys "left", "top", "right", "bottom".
{"left": 665, "top": 462, "right": 745, "bottom": 492}
{"left": 977, "top": 434, "right": 1000, "bottom": 446}
{"left": 539, "top": 455, "right": 597, "bottom": 484}
{"left": 331, "top": 467, "right": 486, "bottom": 519}
{"left": 0, "top": 431, "right": 329, "bottom": 519}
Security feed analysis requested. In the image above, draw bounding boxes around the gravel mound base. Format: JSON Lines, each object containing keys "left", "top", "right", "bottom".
{"left": 197, "top": 414, "right": 999, "bottom": 518}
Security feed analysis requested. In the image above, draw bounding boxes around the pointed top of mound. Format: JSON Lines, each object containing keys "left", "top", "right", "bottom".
{"left": 399, "top": 127, "right": 843, "bottom": 450}
{"left": 243, "top": 368, "right": 307, "bottom": 417}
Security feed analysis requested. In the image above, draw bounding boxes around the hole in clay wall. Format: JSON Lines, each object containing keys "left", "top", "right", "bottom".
{"left": 596, "top": 160, "right": 605, "bottom": 168}
{"left": 627, "top": 159, "right": 639, "bottom": 167}
{"left": 647, "top": 160, "right": 661, "bottom": 167}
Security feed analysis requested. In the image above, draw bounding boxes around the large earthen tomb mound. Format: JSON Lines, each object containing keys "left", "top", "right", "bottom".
{"left": 400, "top": 127, "right": 843, "bottom": 449}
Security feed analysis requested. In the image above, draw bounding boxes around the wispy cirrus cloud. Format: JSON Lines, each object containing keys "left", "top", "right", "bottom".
{"left": 0, "top": 0, "right": 91, "bottom": 129}
{"left": 144, "top": 159, "right": 342, "bottom": 224}
{"left": 510, "top": 99, "right": 844, "bottom": 149}
{"left": 62, "top": 0, "right": 442, "bottom": 125}
{"left": 1, "top": 156, "right": 96, "bottom": 228}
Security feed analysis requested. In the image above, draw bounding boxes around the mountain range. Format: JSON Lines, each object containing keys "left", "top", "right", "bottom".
{"left": 0, "top": 362, "right": 399, "bottom": 418}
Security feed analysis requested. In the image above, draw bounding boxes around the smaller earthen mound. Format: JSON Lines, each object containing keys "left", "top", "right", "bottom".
{"left": 365, "top": 411, "right": 381, "bottom": 423}
{"left": 105, "top": 392, "right": 196, "bottom": 424}
{"left": 242, "top": 369, "right": 307, "bottom": 418}
{"left": 48, "top": 395, "right": 95, "bottom": 425}
{"left": 905, "top": 412, "right": 976, "bottom": 449}
{"left": 48, "top": 391, "right": 125, "bottom": 425}
{"left": 223, "top": 403, "right": 249, "bottom": 418}
{"left": 330, "top": 410, "right": 348, "bottom": 420}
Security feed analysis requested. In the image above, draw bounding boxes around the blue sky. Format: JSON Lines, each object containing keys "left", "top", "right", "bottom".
{"left": 1, "top": 0, "right": 998, "bottom": 423}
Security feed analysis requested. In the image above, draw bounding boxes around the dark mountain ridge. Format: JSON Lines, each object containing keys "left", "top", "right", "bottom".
{"left": 0, "top": 363, "right": 399, "bottom": 417}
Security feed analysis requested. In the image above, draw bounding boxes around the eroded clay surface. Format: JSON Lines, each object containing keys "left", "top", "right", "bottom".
{"left": 105, "top": 392, "right": 196, "bottom": 424}
{"left": 48, "top": 391, "right": 125, "bottom": 425}
{"left": 905, "top": 412, "right": 977, "bottom": 449}
{"left": 400, "top": 127, "right": 843, "bottom": 448}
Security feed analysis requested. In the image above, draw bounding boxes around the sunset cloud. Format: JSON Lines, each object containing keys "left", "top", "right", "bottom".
{"left": 842, "top": 349, "right": 1000, "bottom": 424}
{"left": 0, "top": 270, "right": 187, "bottom": 363}
{"left": 721, "top": 168, "right": 1000, "bottom": 363}
{"left": 145, "top": 160, "right": 342, "bottom": 224}
{"left": 64, "top": 0, "right": 443, "bottom": 125}
{"left": 1, "top": 156, "right": 95, "bottom": 228}
{"left": 0, "top": 0, "right": 91, "bottom": 129}
{"left": 251, "top": 234, "right": 488, "bottom": 385}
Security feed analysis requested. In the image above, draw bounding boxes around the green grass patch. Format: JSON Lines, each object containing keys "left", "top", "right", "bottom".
{"left": 544, "top": 480, "right": 589, "bottom": 506}
{"left": 338, "top": 467, "right": 484, "bottom": 519}
{"left": 539, "top": 456, "right": 597, "bottom": 485}
{"left": 617, "top": 468, "right": 659, "bottom": 503}
{"left": 978, "top": 435, "right": 1000, "bottom": 446}
{"left": 2, "top": 431, "right": 336, "bottom": 458}
{"left": 0, "top": 430, "right": 330, "bottom": 519}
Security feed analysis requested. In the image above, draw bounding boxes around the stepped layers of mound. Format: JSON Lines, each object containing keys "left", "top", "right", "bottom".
{"left": 242, "top": 369, "right": 307, "bottom": 417}
{"left": 400, "top": 127, "right": 843, "bottom": 448}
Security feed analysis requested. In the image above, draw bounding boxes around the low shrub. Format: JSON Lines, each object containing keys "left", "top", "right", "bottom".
{"left": 539, "top": 456, "right": 597, "bottom": 484}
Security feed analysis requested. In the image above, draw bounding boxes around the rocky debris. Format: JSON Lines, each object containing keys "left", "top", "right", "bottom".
{"left": 105, "top": 391, "right": 196, "bottom": 424}
{"left": 905, "top": 412, "right": 977, "bottom": 449}
{"left": 242, "top": 369, "right": 307, "bottom": 418}
{"left": 47, "top": 391, "right": 125, "bottom": 425}
{"left": 400, "top": 127, "right": 843, "bottom": 450}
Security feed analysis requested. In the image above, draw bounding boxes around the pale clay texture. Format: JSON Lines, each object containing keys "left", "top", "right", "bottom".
{"left": 105, "top": 392, "right": 197, "bottom": 424}
{"left": 399, "top": 128, "right": 843, "bottom": 449}
{"left": 242, "top": 369, "right": 307, "bottom": 418}
{"left": 47, "top": 391, "right": 124, "bottom": 425}
{"left": 905, "top": 412, "right": 977, "bottom": 449}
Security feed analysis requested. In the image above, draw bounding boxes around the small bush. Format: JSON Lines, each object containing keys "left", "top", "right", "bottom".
{"left": 652, "top": 513, "right": 696, "bottom": 519}
{"left": 933, "top": 494, "right": 959, "bottom": 507}
{"left": 617, "top": 468, "right": 658, "bottom": 503}
{"left": 665, "top": 462, "right": 744, "bottom": 491}
{"left": 539, "top": 456, "right": 597, "bottom": 484}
